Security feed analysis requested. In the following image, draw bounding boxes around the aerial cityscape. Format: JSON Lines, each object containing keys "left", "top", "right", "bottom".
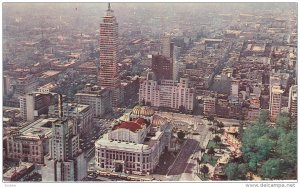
{"left": 2, "top": 2, "right": 298, "bottom": 183}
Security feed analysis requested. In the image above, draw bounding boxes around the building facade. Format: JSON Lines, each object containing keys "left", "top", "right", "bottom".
{"left": 13, "top": 75, "right": 39, "bottom": 97}
{"left": 203, "top": 96, "right": 216, "bottom": 115}
{"left": 269, "top": 86, "right": 283, "bottom": 121}
{"left": 151, "top": 55, "right": 173, "bottom": 80}
{"left": 230, "top": 80, "right": 239, "bottom": 97}
{"left": 160, "top": 33, "right": 178, "bottom": 81}
{"left": 48, "top": 103, "right": 93, "bottom": 136}
{"left": 139, "top": 72, "right": 195, "bottom": 112}
{"left": 7, "top": 118, "right": 56, "bottom": 164}
{"left": 95, "top": 106, "right": 171, "bottom": 174}
{"left": 247, "top": 94, "right": 261, "bottom": 120}
{"left": 121, "top": 76, "right": 140, "bottom": 106}
{"left": 288, "top": 85, "right": 297, "bottom": 119}
{"left": 98, "top": 4, "right": 121, "bottom": 107}
{"left": 42, "top": 118, "right": 87, "bottom": 181}
{"left": 161, "top": 33, "right": 172, "bottom": 58}
{"left": 20, "top": 92, "right": 53, "bottom": 122}
{"left": 75, "top": 85, "right": 112, "bottom": 118}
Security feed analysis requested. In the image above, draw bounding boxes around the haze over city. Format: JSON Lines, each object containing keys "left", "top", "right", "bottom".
{"left": 2, "top": 2, "right": 298, "bottom": 185}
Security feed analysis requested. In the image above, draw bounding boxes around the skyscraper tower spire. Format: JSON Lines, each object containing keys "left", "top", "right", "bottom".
{"left": 106, "top": 2, "right": 113, "bottom": 16}
{"left": 99, "top": 2, "right": 121, "bottom": 107}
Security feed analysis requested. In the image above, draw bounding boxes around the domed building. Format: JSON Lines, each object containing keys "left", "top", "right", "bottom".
{"left": 95, "top": 105, "right": 171, "bottom": 175}
{"left": 132, "top": 105, "right": 155, "bottom": 117}
{"left": 130, "top": 105, "right": 155, "bottom": 123}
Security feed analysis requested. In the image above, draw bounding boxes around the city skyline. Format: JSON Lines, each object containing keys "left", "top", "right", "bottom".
{"left": 1, "top": 1, "right": 298, "bottom": 186}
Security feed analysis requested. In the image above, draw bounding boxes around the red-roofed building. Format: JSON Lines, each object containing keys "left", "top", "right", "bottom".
{"left": 95, "top": 106, "right": 172, "bottom": 175}
{"left": 112, "top": 118, "right": 147, "bottom": 133}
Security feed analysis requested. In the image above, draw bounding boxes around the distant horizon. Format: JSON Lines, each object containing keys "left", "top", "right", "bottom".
{"left": 1, "top": 0, "right": 298, "bottom": 185}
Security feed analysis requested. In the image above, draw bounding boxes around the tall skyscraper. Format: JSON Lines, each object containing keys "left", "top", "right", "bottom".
{"left": 42, "top": 96, "right": 87, "bottom": 181}
{"left": 160, "top": 33, "right": 178, "bottom": 81}
{"left": 161, "top": 33, "right": 172, "bottom": 58}
{"left": 98, "top": 3, "right": 121, "bottom": 107}
{"left": 42, "top": 119, "right": 86, "bottom": 181}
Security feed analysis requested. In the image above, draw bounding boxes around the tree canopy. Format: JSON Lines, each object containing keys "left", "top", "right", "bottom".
{"left": 239, "top": 112, "right": 297, "bottom": 180}
{"left": 225, "top": 163, "right": 238, "bottom": 180}
{"left": 261, "top": 159, "right": 281, "bottom": 179}
{"left": 207, "top": 146, "right": 215, "bottom": 160}
{"left": 225, "top": 163, "right": 249, "bottom": 180}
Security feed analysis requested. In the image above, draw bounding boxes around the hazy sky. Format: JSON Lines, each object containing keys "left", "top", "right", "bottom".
{"left": 3, "top": 2, "right": 297, "bottom": 36}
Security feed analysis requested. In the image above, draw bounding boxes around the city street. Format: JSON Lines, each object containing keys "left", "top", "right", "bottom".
{"left": 154, "top": 112, "right": 211, "bottom": 181}
{"left": 165, "top": 138, "right": 199, "bottom": 181}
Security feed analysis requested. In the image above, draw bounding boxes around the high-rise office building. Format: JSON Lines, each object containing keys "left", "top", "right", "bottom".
{"left": 42, "top": 119, "right": 87, "bottom": 181}
{"left": 270, "top": 85, "right": 283, "bottom": 121}
{"left": 288, "top": 85, "right": 297, "bottom": 119}
{"left": 161, "top": 33, "right": 172, "bottom": 58}
{"left": 48, "top": 103, "right": 93, "bottom": 137}
{"left": 160, "top": 33, "right": 178, "bottom": 81}
{"left": 75, "top": 85, "right": 112, "bottom": 118}
{"left": 172, "top": 45, "right": 179, "bottom": 81}
{"left": 42, "top": 96, "right": 87, "bottom": 181}
{"left": 14, "top": 75, "right": 39, "bottom": 97}
{"left": 20, "top": 92, "right": 53, "bottom": 122}
{"left": 151, "top": 54, "right": 173, "bottom": 80}
{"left": 98, "top": 3, "right": 121, "bottom": 107}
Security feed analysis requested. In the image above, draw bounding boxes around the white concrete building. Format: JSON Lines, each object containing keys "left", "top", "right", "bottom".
{"left": 48, "top": 103, "right": 93, "bottom": 136}
{"left": 231, "top": 79, "right": 239, "bottom": 97}
{"left": 20, "top": 92, "right": 52, "bottom": 122}
{"left": 139, "top": 72, "right": 195, "bottom": 112}
{"left": 270, "top": 86, "right": 284, "bottom": 121}
{"left": 75, "top": 86, "right": 112, "bottom": 118}
{"left": 42, "top": 118, "right": 87, "bottom": 181}
{"left": 288, "top": 85, "right": 297, "bottom": 118}
{"left": 161, "top": 33, "right": 171, "bottom": 58}
{"left": 95, "top": 106, "right": 171, "bottom": 174}
{"left": 7, "top": 118, "right": 56, "bottom": 164}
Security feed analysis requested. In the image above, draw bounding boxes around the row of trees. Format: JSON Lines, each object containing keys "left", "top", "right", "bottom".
{"left": 207, "top": 117, "right": 225, "bottom": 136}
{"left": 225, "top": 111, "right": 297, "bottom": 180}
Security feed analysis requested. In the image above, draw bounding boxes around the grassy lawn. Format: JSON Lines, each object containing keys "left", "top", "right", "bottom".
{"left": 206, "top": 140, "right": 217, "bottom": 149}
{"left": 202, "top": 153, "right": 220, "bottom": 166}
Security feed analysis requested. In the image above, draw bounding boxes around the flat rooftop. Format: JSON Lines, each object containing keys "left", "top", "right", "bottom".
{"left": 96, "top": 134, "right": 151, "bottom": 151}
{"left": 4, "top": 162, "right": 34, "bottom": 179}
{"left": 40, "top": 70, "right": 61, "bottom": 78}
{"left": 17, "top": 118, "right": 58, "bottom": 140}
{"left": 38, "top": 82, "right": 57, "bottom": 90}
{"left": 78, "top": 62, "right": 96, "bottom": 68}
